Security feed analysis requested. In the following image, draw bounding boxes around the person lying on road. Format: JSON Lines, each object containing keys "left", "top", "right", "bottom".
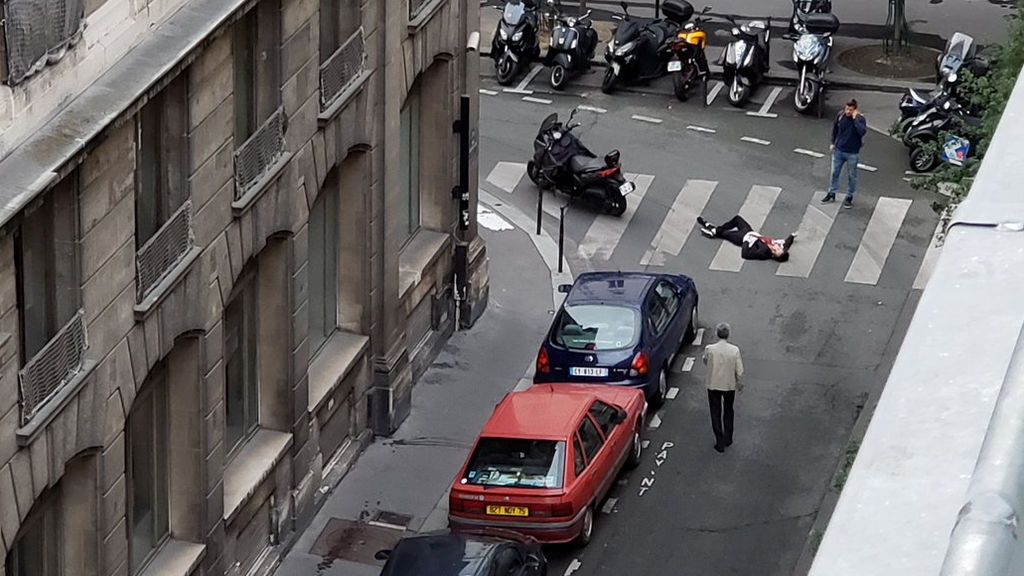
{"left": 697, "top": 215, "right": 796, "bottom": 262}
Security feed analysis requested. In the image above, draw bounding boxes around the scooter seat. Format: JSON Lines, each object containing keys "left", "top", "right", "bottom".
{"left": 570, "top": 155, "right": 607, "bottom": 173}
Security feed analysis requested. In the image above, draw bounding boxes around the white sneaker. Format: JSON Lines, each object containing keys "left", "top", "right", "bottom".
{"left": 700, "top": 226, "right": 716, "bottom": 238}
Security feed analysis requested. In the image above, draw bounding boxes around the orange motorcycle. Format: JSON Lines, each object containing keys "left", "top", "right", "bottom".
{"left": 668, "top": 5, "right": 712, "bottom": 101}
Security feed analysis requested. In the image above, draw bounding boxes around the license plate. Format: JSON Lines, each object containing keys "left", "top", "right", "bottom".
{"left": 667, "top": 60, "right": 683, "bottom": 72}
{"left": 486, "top": 505, "right": 529, "bottom": 517}
{"left": 619, "top": 182, "right": 635, "bottom": 195}
{"left": 611, "top": 62, "right": 621, "bottom": 74}
{"left": 570, "top": 367, "right": 609, "bottom": 377}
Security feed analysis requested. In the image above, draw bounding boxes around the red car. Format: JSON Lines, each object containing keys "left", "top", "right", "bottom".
{"left": 448, "top": 384, "right": 646, "bottom": 545}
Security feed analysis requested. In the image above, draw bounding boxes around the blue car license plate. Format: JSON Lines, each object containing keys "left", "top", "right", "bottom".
{"left": 569, "top": 367, "right": 608, "bottom": 377}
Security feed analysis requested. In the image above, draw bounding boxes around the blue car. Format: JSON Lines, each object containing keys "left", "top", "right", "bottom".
{"left": 533, "top": 272, "right": 699, "bottom": 406}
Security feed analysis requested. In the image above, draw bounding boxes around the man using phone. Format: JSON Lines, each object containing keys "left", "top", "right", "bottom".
{"left": 822, "top": 98, "right": 868, "bottom": 209}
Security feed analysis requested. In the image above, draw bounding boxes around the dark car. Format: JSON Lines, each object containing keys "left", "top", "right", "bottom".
{"left": 378, "top": 529, "right": 546, "bottom": 576}
{"left": 533, "top": 272, "right": 698, "bottom": 406}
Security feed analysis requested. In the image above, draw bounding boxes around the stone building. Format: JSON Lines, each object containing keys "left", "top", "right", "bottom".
{"left": 0, "top": 0, "right": 486, "bottom": 570}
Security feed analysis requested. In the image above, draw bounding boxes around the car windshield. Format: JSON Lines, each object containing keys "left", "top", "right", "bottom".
{"left": 503, "top": 1, "right": 525, "bottom": 25}
{"left": 463, "top": 439, "right": 565, "bottom": 489}
{"left": 553, "top": 305, "right": 640, "bottom": 350}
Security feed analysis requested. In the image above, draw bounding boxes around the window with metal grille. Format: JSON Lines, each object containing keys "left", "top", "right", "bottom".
{"left": 318, "top": 27, "right": 366, "bottom": 111}
{"left": 1, "top": 0, "right": 86, "bottom": 85}
{"left": 319, "top": 0, "right": 359, "bottom": 65}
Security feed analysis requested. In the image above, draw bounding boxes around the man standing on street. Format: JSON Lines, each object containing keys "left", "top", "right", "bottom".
{"left": 703, "top": 323, "right": 745, "bottom": 453}
{"left": 822, "top": 98, "right": 867, "bottom": 209}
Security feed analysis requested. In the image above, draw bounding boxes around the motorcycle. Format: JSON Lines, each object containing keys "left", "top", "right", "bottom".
{"left": 526, "top": 109, "right": 635, "bottom": 216}
{"left": 491, "top": 0, "right": 541, "bottom": 85}
{"left": 936, "top": 32, "right": 989, "bottom": 84}
{"left": 902, "top": 93, "right": 982, "bottom": 172}
{"left": 787, "top": 0, "right": 831, "bottom": 37}
{"left": 545, "top": 0, "right": 598, "bottom": 90}
{"left": 791, "top": 12, "right": 839, "bottom": 115}
{"left": 720, "top": 15, "right": 771, "bottom": 107}
{"left": 668, "top": 4, "right": 712, "bottom": 101}
{"left": 602, "top": 0, "right": 692, "bottom": 94}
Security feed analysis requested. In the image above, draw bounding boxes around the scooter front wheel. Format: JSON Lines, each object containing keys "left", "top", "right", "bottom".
{"left": 550, "top": 64, "right": 568, "bottom": 90}
{"left": 601, "top": 67, "right": 618, "bottom": 94}
{"left": 794, "top": 79, "right": 816, "bottom": 114}
{"left": 909, "top": 145, "right": 938, "bottom": 173}
{"left": 496, "top": 54, "right": 519, "bottom": 85}
{"left": 727, "top": 77, "right": 749, "bottom": 107}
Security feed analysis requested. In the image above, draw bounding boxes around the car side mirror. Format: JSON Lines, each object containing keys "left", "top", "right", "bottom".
{"left": 374, "top": 549, "right": 392, "bottom": 561}
{"left": 558, "top": 284, "right": 572, "bottom": 293}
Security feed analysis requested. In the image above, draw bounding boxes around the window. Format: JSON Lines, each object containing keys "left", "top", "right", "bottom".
{"left": 577, "top": 417, "right": 604, "bottom": 462}
{"left": 461, "top": 439, "right": 565, "bottom": 489}
{"left": 5, "top": 490, "right": 60, "bottom": 576}
{"left": 319, "top": 0, "right": 360, "bottom": 63}
{"left": 127, "top": 372, "right": 169, "bottom": 572}
{"left": 552, "top": 305, "right": 640, "bottom": 351}
{"left": 654, "top": 281, "right": 679, "bottom": 321}
{"left": 573, "top": 436, "right": 586, "bottom": 476}
{"left": 308, "top": 185, "right": 339, "bottom": 355}
{"left": 398, "top": 91, "right": 421, "bottom": 243}
{"left": 588, "top": 401, "right": 620, "bottom": 438}
{"left": 136, "top": 75, "right": 188, "bottom": 249}
{"left": 233, "top": 0, "right": 281, "bottom": 145}
{"left": 224, "top": 270, "right": 259, "bottom": 455}
{"left": 646, "top": 295, "right": 670, "bottom": 336}
{"left": 14, "top": 174, "right": 80, "bottom": 363}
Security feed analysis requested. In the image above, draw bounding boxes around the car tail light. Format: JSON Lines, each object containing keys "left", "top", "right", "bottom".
{"left": 537, "top": 346, "right": 550, "bottom": 374}
{"left": 532, "top": 501, "right": 574, "bottom": 518}
{"left": 451, "top": 492, "right": 485, "bottom": 513}
{"left": 552, "top": 502, "right": 575, "bottom": 517}
{"left": 598, "top": 166, "right": 620, "bottom": 178}
{"left": 630, "top": 351, "right": 649, "bottom": 377}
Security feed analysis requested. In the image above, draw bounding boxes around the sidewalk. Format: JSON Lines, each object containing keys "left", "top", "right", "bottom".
{"left": 273, "top": 213, "right": 559, "bottom": 575}
{"left": 480, "top": 10, "right": 938, "bottom": 92}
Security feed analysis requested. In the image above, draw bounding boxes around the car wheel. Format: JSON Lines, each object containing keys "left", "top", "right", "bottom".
{"left": 626, "top": 425, "right": 643, "bottom": 469}
{"left": 684, "top": 304, "right": 698, "bottom": 344}
{"left": 650, "top": 368, "right": 667, "bottom": 409}
{"left": 576, "top": 505, "right": 594, "bottom": 547}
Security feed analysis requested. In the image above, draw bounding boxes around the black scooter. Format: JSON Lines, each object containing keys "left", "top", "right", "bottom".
{"left": 545, "top": 0, "right": 597, "bottom": 90}
{"left": 719, "top": 15, "right": 771, "bottom": 107}
{"left": 491, "top": 0, "right": 541, "bottom": 85}
{"left": 902, "top": 94, "right": 981, "bottom": 172}
{"left": 526, "top": 109, "right": 635, "bottom": 216}
{"left": 602, "top": 0, "right": 692, "bottom": 94}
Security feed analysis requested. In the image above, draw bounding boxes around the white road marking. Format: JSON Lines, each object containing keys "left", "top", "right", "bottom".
{"left": 706, "top": 81, "right": 724, "bottom": 105}
{"left": 693, "top": 328, "right": 704, "bottom": 346}
{"left": 913, "top": 221, "right": 944, "bottom": 290}
{"left": 681, "top": 357, "right": 695, "bottom": 372}
{"left": 640, "top": 180, "right": 718, "bottom": 266}
{"left": 522, "top": 96, "right": 552, "bottom": 104}
{"left": 648, "top": 414, "right": 662, "bottom": 429}
{"left": 746, "top": 86, "right": 782, "bottom": 118}
{"left": 777, "top": 192, "right": 841, "bottom": 278}
{"left": 542, "top": 195, "right": 571, "bottom": 219}
{"left": 563, "top": 559, "right": 582, "bottom": 576}
{"left": 794, "top": 148, "right": 825, "bottom": 158}
{"left": 515, "top": 64, "right": 543, "bottom": 92}
{"left": 477, "top": 205, "right": 514, "bottom": 231}
{"left": 485, "top": 161, "right": 527, "bottom": 194}
{"left": 502, "top": 87, "right": 533, "bottom": 95}
{"left": 632, "top": 114, "right": 664, "bottom": 124}
{"left": 741, "top": 136, "right": 771, "bottom": 146}
{"left": 641, "top": 439, "right": 650, "bottom": 449}
{"left": 845, "top": 197, "right": 913, "bottom": 285}
{"left": 577, "top": 174, "right": 655, "bottom": 261}
{"left": 687, "top": 125, "right": 717, "bottom": 134}
{"left": 578, "top": 105, "right": 608, "bottom": 113}
{"left": 857, "top": 162, "right": 878, "bottom": 172}
{"left": 601, "top": 498, "right": 618, "bottom": 514}
{"left": 709, "top": 185, "right": 782, "bottom": 272}
{"left": 479, "top": 88, "right": 499, "bottom": 96}
{"left": 666, "top": 387, "right": 679, "bottom": 400}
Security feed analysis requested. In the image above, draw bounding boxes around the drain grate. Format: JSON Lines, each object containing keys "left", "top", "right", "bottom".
{"left": 368, "top": 510, "right": 413, "bottom": 531}
{"left": 309, "top": 518, "right": 405, "bottom": 565}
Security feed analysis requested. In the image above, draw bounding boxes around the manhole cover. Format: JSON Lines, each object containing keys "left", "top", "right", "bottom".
{"left": 308, "top": 518, "right": 405, "bottom": 565}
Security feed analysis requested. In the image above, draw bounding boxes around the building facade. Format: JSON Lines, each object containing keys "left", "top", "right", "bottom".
{"left": 0, "top": 0, "right": 486, "bottom": 571}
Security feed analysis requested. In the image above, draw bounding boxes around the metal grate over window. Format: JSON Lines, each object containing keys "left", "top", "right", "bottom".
{"left": 233, "top": 107, "right": 288, "bottom": 199}
{"left": 18, "top": 309, "right": 87, "bottom": 426}
{"left": 319, "top": 28, "right": 366, "bottom": 112}
{"left": 3, "top": 0, "right": 85, "bottom": 85}
{"left": 136, "top": 200, "right": 194, "bottom": 302}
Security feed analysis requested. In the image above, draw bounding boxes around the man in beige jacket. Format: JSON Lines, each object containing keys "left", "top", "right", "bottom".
{"left": 702, "top": 322, "right": 745, "bottom": 453}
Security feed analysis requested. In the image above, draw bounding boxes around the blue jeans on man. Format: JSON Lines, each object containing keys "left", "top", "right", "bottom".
{"left": 824, "top": 149, "right": 858, "bottom": 205}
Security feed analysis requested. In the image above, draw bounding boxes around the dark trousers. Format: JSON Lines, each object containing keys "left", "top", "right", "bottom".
{"left": 707, "top": 389, "right": 736, "bottom": 447}
{"left": 714, "top": 215, "right": 753, "bottom": 247}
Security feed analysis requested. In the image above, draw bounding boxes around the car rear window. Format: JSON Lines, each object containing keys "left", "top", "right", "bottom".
{"left": 462, "top": 439, "right": 566, "bottom": 489}
{"left": 552, "top": 305, "right": 640, "bottom": 351}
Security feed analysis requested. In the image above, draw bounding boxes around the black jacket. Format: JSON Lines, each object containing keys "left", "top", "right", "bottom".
{"left": 740, "top": 236, "right": 775, "bottom": 260}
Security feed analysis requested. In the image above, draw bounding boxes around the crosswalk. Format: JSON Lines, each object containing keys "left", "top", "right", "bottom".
{"left": 483, "top": 161, "right": 935, "bottom": 289}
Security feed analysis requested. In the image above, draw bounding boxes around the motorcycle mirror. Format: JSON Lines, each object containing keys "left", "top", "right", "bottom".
{"left": 620, "top": 0, "right": 628, "bottom": 12}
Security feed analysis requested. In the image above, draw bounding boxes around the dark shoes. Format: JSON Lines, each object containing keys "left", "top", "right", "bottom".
{"left": 714, "top": 444, "right": 725, "bottom": 453}
{"left": 820, "top": 194, "right": 835, "bottom": 204}
{"left": 697, "top": 217, "right": 716, "bottom": 238}
{"left": 843, "top": 197, "right": 854, "bottom": 209}
{"left": 783, "top": 233, "right": 796, "bottom": 251}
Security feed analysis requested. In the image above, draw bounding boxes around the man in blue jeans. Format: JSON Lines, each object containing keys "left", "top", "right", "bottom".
{"left": 822, "top": 98, "right": 868, "bottom": 208}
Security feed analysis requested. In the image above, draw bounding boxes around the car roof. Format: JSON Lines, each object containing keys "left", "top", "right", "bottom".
{"left": 483, "top": 386, "right": 598, "bottom": 439}
{"left": 565, "top": 272, "right": 658, "bottom": 306}
{"left": 383, "top": 533, "right": 501, "bottom": 576}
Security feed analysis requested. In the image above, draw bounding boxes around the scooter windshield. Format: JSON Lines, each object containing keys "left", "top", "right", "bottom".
{"left": 503, "top": 2, "right": 525, "bottom": 25}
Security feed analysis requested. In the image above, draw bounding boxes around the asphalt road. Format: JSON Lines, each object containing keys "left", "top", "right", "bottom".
{"left": 477, "top": 68, "right": 935, "bottom": 575}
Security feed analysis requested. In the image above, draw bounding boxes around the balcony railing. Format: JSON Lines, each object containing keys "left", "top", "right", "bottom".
{"left": 18, "top": 310, "right": 88, "bottom": 426}
{"left": 136, "top": 200, "right": 195, "bottom": 301}
{"left": 233, "top": 107, "right": 288, "bottom": 198}
{"left": 319, "top": 28, "right": 367, "bottom": 112}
